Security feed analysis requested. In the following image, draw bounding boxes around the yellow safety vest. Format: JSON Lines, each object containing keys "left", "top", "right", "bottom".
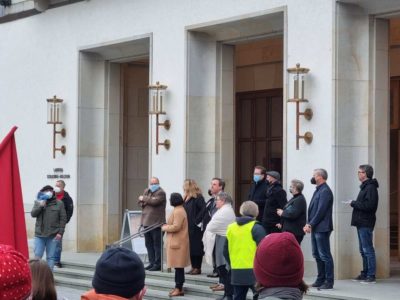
{"left": 226, "top": 220, "right": 257, "bottom": 269}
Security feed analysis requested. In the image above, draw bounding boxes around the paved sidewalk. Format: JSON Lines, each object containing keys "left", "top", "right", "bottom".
{"left": 304, "top": 276, "right": 400, "bottom": 300}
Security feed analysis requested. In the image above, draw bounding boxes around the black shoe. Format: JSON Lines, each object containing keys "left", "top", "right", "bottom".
{"left": 352, "top": 274, "right": 367, "bottom": 281}
{"left": 207, "top": 272, "right": 219, "bottom": 278}
{"left": 145, "top": 264, "right": 154, "bottom": 270}
{"left": 54, "top": 262, "right": 62, "bottom": 268}
{"left": 317, "top": 283, "right": 333, "bottom": 290}
{"left": 148, "top": 265, "right": 161, "bottom": 271}
{"left": 361, "top": 277, "right": 376, "bottom": 284}
{"left": 311, "top": 281, "right": 324, "bottom": 288}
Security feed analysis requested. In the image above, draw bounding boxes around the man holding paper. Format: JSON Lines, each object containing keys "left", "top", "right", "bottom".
{"left": 350, "top": 164, "right": 379, "bottom": 284}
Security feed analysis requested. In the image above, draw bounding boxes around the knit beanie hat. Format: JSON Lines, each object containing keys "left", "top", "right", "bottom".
{"left": 92, "top": 247, "right": 145, "bottom": 298}
{"left": 254, "top": 232, "right": 304, "bottom": 288}
{"left": 40, "top": 185, "right": 54, "bottom": 192}
{"left": 0, "top": 244, "right": 31, "bottom": 300}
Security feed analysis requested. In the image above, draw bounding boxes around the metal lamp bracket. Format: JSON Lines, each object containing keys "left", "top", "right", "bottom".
{"left": 155, "top": 114, "right": 171, "bottom": 154}
{"left": 53, "top": 124, "right": 66, "bottom": 158}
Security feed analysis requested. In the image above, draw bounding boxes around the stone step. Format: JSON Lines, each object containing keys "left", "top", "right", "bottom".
{"left": 54, "top": 267, "right": 219, "bottom": 287}
{"left": 55, "top": 277, "right": 211, "bottom": 300}
{"left": 55, "top": 273, "right": 231, "bottom": 299}
{"left": 54, "top": 261, "right": 366, "bottom": 300}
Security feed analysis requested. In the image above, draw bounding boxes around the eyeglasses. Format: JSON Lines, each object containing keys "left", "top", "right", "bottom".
{"left": 358, "top": 171, "right": 365, "bottom": 174}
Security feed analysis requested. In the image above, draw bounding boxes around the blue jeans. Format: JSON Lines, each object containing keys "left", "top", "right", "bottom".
{"left": 311, "top": 231, "right": 334, "bottom": 285}
{"left": 54, "top": 237, "right": 62, "bottom": 263}
{"left": 33, "top": 236, "right": 60, "bottom": 271}
{"left": 357, "top": 227, "right": 376, "bottom": 278}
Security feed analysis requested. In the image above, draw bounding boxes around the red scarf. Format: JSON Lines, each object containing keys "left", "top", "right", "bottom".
{"left": 56, "top": 191, "right": 65, "bottom": 201}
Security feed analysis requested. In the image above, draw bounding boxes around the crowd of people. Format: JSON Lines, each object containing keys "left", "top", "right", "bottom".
{"left": 137, "top": 164, "right": 379, "bottom": 299}
{"left": 0, "top": 164, "right": 379, "bottom": 300}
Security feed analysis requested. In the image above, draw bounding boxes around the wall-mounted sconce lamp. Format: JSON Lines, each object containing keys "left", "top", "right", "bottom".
{"left": 148, "top": 82, "right": 171, "bottom": 154}
{"left": 47, "top": 95, "right": 66, "bottom": 158}
{"left": 287, "top": 63, "right": 313, "bottom": 150}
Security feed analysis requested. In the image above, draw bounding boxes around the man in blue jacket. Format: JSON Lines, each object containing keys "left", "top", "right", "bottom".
{"left": 304, "top": 168, "right": 334, "bottom": 290}
{"left": 350, "top": 164, "right": 379, "bottom": 284}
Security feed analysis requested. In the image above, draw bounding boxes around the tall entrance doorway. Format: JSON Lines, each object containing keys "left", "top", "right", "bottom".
{"left": 77, "top": 37, "right": 151, "bottom": 251}
{"left": 233, "top": 37, "right": 283, "bottom": 212}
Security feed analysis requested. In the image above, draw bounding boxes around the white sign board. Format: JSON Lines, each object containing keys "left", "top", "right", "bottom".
{"left": 120, "top": 210, "right": 147, "bottom": 254}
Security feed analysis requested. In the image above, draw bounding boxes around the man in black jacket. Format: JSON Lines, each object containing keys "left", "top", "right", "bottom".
{"left": 277, "top": 179, "right": 307, "bottom": 244}
{"left": 248, "top": 166, "right": 269, "bottom": 222}
{"left": 350, "top": 164, "right": 379, "bottom": 284}
{"left": 54, "top": 180, "right": 74, "bottom": 268}
{"left": 262, "top": 171, "right": 287, "bottom": 234}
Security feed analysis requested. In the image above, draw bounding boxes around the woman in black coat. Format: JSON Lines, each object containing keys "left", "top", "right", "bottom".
{"left": 183, "top": 179, "right": 206, "bottom": 275}
{"left": 277, "top": 179, "right": 307, "bottom": 244}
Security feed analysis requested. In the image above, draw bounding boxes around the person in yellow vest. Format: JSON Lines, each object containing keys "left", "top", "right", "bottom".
{"left": 224, "top": 201, "right": 266, "bottom": 300}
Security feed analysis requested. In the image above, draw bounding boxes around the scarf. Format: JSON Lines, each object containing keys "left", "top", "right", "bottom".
{"left": 202, "top": 204, "right": 236, "bottom": 266}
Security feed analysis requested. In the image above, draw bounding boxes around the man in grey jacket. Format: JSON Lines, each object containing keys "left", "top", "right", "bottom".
{"left": 138, "top": 177, "right": 166, "bottom": 271}
{"left": 31, "top": 185, "right": 66, "bottom": 271}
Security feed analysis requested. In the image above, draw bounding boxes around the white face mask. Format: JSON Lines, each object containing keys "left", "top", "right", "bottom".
{"left": 45, "top": 191, "right": 53, "bottom": 198}
{"left": 54, "top": 186, "right": 61, "bottom": 194}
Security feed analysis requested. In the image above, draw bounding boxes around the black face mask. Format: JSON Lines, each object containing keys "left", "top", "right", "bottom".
{"left": 310, "top": 177, "right": 317, "bottom": 185}
{"left": 208, "top": 189, "right": 212, "bottom": 197}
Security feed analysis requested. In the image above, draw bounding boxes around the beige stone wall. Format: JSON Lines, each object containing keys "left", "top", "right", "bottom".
{"left": 235, "top": 37, "right": 283, "bottom": 92}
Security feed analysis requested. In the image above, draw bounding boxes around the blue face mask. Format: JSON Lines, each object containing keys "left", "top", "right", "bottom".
{"left": 150, "top": 184, "right": 160, "bottom": 193}
{"left": 253, "top": 175, "right": 262, "bottom": 183}
{"left": 37, "top": 191, "right": 53, "bottom": 200}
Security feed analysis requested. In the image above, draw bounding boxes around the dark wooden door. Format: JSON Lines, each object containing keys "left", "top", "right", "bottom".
{"left": 390, "top": 77, "right": 400, "bottom": 259}
{"left": 235, "top": 89, "right": 283, "bottom": 212}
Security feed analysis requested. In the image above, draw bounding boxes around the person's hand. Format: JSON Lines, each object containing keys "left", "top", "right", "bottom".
{"left": 161, "top": 224, "right": 167, "bottom": 231}
{"left": 54, "top": 234, "right": 62, "bottom": 241}
{"left": 138, "top": 195, "right": 144, "bottom": 201}
{"left": 303, "top": 224, "right": 312, "bottom": 234}
{"left": 276, "top": 223, "right": 282, "bottom": 229}
{"left": 39, "top": 200, "right": 46, "bottom": 207}
{"left": 276, "top": 209, "right": 283, "bottom": 216}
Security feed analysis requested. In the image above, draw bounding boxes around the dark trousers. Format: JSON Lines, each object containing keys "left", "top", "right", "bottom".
{"left": 144, "top": 227, "right": 162, "bottom": 267}
{"left": 357, "top": 227, "right": 376, "bottom": 278}
{"left": 265, "top": 226, "right": 281, "bottom": 235}
{"left": 217, "top": 265, "right": 233, "bottom": 296}
{"left": 311, "top": 231, "right": 334, "bottom": 285}
{"left": 295, "top": 234, "right": 304, "bottom": 245}
{"left": 233, "top": 285, "right": 252, "bottom": 300}
{"left": 191, "top": 255, "right": 203, "bottom": 269}
{"left": 175, "top": 268, "right": 185, "bottom": 289}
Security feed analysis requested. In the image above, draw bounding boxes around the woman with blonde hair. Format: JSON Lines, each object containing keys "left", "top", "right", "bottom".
{"left": 183, "top": 179, "right": 206, "bottom": 275}
{"left": 29, "top": 259, "right": 57, "bottom": 300}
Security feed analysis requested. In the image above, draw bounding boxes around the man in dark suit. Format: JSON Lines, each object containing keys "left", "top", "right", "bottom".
{"left": 304, "top": 168, "right": 334, "bottom": 290}
{"left": 248, "top": 165, "right": 269, "bottom": 222}
{"left": 203, "top": 177, "right": 225, "bottom": 280}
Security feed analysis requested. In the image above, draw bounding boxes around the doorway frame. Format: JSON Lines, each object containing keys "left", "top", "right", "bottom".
{"left": 184, "top": 8, "right": 287, "bottom": 201}
{"left": 76, "top": 34, "right": 153, "bottom": 252}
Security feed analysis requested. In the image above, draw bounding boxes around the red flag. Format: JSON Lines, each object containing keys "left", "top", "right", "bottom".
{"left": 0, "top": 126, "right": 28, "bottom": 258}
